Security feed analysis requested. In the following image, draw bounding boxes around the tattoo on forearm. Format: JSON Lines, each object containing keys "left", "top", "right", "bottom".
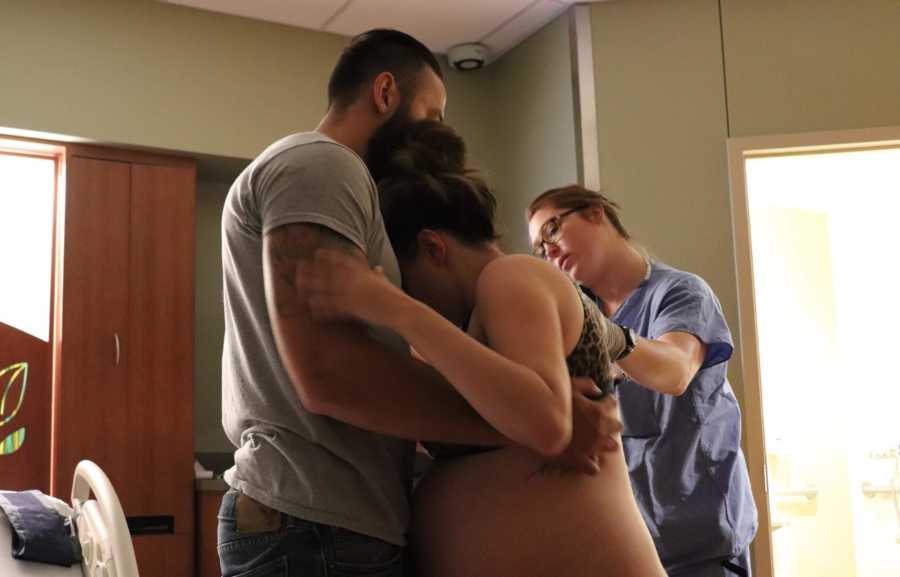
{"left": 266, "top": 223, "right": 360, "bottom": 314}
{"left": 268, "top": 226, "right": 312, "bottom": 288}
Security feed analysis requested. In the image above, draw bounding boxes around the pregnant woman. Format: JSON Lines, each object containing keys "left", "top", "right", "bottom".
{"left": 299, "top": 120, "right": 665, "bottom": 577}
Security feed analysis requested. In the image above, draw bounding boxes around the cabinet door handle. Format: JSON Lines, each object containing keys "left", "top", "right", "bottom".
{"left": 114, "top": 333, "right": 121, "bottom": 365}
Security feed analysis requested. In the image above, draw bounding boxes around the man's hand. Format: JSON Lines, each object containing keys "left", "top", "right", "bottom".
{"left": 541, "top": 377, "right": 622, "bottom": 474}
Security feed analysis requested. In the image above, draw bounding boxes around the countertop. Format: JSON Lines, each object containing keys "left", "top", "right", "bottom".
{"left": 195, "top": 478, "right": 229, "bottom": 492}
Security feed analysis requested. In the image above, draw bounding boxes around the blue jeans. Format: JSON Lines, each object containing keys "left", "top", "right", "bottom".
{"left": 217, "top": 488, "right": 405, "bottom": 577}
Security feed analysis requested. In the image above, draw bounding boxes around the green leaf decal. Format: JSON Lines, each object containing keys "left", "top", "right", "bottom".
{"left": 0, "top": 362, "right": 28, "bottom": 427}
{"left": 0, "top": 427, "right": 25, "bottom": 455}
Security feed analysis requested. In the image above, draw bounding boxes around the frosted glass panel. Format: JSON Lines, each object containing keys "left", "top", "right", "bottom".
{"left": 0, "top": 153, "right": 56, "bottom": 342}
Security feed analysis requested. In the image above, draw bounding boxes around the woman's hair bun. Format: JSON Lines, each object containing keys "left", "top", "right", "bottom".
{"left": 371, "top": 119, "right": 500, "bottom": 260}
{"left": 368, "top": 119, "right": 466, "bottom": 182}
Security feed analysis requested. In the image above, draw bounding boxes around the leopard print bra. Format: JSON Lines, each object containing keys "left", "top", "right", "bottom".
{"left": 567, "top": 284, "right": 617, "bottom": 397}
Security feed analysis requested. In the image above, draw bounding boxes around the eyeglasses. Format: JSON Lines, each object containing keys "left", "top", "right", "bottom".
{"left": 531, "top": 206, "right": 585, "bottom": 258}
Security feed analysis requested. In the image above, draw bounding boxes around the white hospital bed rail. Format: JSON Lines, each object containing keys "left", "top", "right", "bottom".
{"left": 71, "top": 460, "right": 139, "bottom": 577}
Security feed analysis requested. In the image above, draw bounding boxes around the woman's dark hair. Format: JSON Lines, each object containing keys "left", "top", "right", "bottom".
{"left": 328, "top": 29, "right": 443, "bottom": 110}
{"left": 372, "top": 120, "right": 499, "bottom": 261}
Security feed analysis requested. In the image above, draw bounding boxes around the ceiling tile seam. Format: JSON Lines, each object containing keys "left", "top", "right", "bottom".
{"left": 477, "top": 0, "right": 545, "bottom": 44}
{"left": 482, "top": 0, "right": 570, "bottom": 62}
{"left": 321, "top": 0, "right": 356, "bottom": 31}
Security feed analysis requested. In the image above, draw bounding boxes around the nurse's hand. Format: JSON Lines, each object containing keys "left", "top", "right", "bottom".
{"left": 542, "top": 378, "right": 622, "bottom": 474}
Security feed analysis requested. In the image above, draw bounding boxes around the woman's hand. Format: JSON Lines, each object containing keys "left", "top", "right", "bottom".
{"left": 295, "top": 248, "right": 407, "bottom": 327}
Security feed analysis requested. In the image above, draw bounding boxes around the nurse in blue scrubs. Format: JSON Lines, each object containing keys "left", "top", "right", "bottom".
{"left": 528, "top": 185, "right": 758, "bottom": 577}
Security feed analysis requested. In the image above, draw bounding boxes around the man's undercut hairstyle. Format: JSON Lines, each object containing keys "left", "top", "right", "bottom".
{"left": 328, "top": 29, "right": 443, "bottom": 110}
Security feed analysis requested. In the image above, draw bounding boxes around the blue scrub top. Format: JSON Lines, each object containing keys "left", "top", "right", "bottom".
{"left": 596, "top": 261, "right": 757, "bottom": 573}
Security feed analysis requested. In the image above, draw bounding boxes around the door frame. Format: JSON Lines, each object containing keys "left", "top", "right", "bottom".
{"left": 726, "top": 125, "right": 900, "bottom": 577}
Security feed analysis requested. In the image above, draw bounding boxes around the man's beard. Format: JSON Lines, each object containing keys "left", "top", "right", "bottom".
{"left": 365, "top": 103, "right": 414, "bottom": 184}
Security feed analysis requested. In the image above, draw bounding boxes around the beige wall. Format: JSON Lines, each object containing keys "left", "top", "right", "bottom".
{"left": 0, "top": 0, "right": 346, "bottom": 160}
{"left": 194, "top": 180, "right": 230, "bottom": 452}
{"left": 441, "top": 59, "right": 498, "bottom": 177}
{"left": 442, "top": 13, "right": 579, "bottom": 253}
{"left": 589, "top": 0, "right": 740, "bottom": 390}
{"left": 486, "top": 14, "right": 578, "bottom": 253}
{"left": 0, "top": 0, "right": 513, "bottom": 172}
{"left": 722, "top": 0, "right": 900, "bottom": 137}
{"left": 589, "top": 0, "right": 900, "bottom": 406}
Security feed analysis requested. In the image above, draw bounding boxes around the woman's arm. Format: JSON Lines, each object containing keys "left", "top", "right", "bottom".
{"left": 299, "top": 251, "right": 574, "bottom": 457}
{"left": 394, "top": 261, "right": 573, "bottom": 457}
{"left": 616, "top": 332, "right": 706, "bottom": 396}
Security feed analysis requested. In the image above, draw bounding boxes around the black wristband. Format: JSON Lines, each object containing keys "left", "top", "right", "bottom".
{"left": 616, "top": 324, "right": 636, "bottom": 361}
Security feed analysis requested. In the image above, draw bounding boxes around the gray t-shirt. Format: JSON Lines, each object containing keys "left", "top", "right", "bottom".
{"left": 221, "top": 132, "right": 414, "bottom": 545}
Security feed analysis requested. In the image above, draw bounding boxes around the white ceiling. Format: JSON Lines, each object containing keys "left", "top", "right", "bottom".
{"left": 159, "top": 0, "right": 604, "bottom": 62}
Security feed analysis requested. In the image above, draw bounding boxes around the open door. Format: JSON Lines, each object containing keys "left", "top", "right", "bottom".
{"left": 729, "top": 127, "right": 900, "bottom": 577}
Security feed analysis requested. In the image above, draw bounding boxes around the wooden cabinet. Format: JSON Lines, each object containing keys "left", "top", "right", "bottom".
{"left": 53, "top": 148, "right": 196, "bottom": 577}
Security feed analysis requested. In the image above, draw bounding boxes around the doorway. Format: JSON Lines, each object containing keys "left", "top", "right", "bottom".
{"left": 729, "top": 127, "right": 900, "bottom": 577}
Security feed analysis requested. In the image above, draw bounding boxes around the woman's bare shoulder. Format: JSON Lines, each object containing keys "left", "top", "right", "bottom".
{"left": 482, "top": 254, "right": 570, "bottom": 282}
{"left": 478, "top": 254, "right": 576, "bottom": 299}
{"left": 475, "top": 255, "right": 584, "bottom": 350}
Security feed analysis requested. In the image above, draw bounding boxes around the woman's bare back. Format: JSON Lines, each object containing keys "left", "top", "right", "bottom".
{"left": 411, "top": 445, "right": 664, "bottom": 577}
{"left": 411, "top": 257, "right": 665, "bottom": 577}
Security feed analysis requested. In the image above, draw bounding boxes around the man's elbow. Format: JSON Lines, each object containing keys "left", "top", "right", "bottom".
{"left": 289, "top": 357, "right": 342, "bottom": 416}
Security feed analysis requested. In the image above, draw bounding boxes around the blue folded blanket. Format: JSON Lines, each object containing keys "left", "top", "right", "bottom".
{"left": 0, "top": 490, "right": 82, "bottom": 567}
